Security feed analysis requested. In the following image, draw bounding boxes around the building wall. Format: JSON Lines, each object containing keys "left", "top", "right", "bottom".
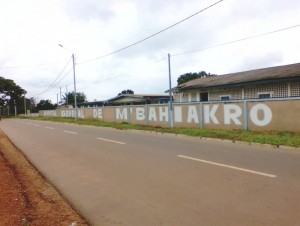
{"left": 174, "top": 92, "right": 201, "bottom": 102}
{"left": 244, "top": 83, "right": 288, "bottom": 99}
{"left": 291, "top": 82, "right": 300, "bottom": 96}
{"left": 174, "top": 82, "right": 300, "bottom": 102}
{"left": 209, "top": 88, "right": 243, "bottom": 100}
{"left": 174, "top": 93, "right": 184, "bottom": 102}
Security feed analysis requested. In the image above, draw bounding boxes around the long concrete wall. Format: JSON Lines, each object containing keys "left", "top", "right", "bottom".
{"left": 39, "top": 98, "right": 300, "bottom": 132}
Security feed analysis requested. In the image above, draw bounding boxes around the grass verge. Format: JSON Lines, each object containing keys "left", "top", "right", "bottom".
{"left": 20, "top": 116, "right": 300, "bottom": 148}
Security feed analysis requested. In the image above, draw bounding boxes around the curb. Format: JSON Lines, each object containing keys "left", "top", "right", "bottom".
{"left": 128, "top": 129, "right": 300, "bottom": 151}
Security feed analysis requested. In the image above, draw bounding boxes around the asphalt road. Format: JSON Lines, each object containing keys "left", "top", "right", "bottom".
{"left": 1, "top": 118, "right": 300, "bottom": 226}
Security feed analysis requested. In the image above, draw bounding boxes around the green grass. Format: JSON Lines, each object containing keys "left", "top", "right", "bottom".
{"left": 20, "top": 116, "right": 300, "bottom": 148}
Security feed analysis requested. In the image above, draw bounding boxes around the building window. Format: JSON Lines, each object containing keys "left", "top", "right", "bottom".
{"left": 200, "top": 92, "right": 209, "bottom": 101}
{"left": 220, "top": 95, "right": 230, "bottom": 101}
{"left": 258, "top": 92, "right": 272, "bottom": 99}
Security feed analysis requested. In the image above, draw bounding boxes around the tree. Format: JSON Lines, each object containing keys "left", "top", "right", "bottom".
{"left": 118, "top": 89, "right": 134, "bottom": 96}
{"left": 62, "top": 92, "right": 87, "bottom": 106}
{"left": 24, "top": 97, "right": 37, "bottom": 113}
{"left": 36, "top": 99, "right": 55, "bottom": 111}
{"left": 14, "top": 97, "right": 37, "bottom": 114}
{"left": 0, "top": 76, "right": 26, "bottom": 115}
{"left": 177, "top": 71, "right": 216, "bottom": 85}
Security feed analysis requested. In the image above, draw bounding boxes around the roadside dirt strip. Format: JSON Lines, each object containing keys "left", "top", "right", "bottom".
{"left": 0, "top": 132, "right": 89, "bottom": 226}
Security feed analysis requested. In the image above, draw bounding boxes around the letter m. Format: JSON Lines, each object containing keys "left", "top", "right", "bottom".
{"left": 116, "top": 108, "right": 127, "bottom": 120}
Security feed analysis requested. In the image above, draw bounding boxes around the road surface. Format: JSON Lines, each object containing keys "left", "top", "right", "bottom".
{"left": 1, "top": 118, "right": 300, "bottom": 226}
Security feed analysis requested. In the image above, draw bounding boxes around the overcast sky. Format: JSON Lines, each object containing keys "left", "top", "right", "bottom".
{"left": 1, "top": 0, "right": 300, "bottom": 103}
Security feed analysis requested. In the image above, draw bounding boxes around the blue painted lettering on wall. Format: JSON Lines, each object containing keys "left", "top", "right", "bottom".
{"left": 41, "top": 103, "right": 273, "bottom": 127}
{"left": 112, "top": 104, "right": 272, "bottom": 127}
{"left": 43, "top": 110, "right": 57, "bottom": 117}
{"left": 61, "top": 109, "right": 85, "bottom": 118}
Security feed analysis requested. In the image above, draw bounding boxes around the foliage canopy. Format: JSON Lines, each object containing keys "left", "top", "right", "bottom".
{"left": 118, "top": 89, "right": 134, "bottom": 96}
{"left": 62, "top": 92, "right": 87, "bottom": 106}
{"left": 0, "top": 76, "right": 26, "bottom": 107}
{"left": 36, "top": 99, "right": 56, "bottom": 111}
{"left": 177, "top": 71, "right": 216, "bottom": 85}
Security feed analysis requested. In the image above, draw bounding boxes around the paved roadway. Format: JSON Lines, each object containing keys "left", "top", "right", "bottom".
{"left": 1, "top": 118, "right": 300, "bottom": 226}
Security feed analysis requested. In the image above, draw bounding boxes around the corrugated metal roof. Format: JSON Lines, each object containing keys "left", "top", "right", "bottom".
{"left": 107, "top": 94, "right": 169, "bottom": 102}
{"left": 176, "top": 62, "right": 300, "bottom": 90}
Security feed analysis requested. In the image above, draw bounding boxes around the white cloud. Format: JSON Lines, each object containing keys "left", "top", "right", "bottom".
{"left": 1, "top": 0, "right": 300, "bottom": 104}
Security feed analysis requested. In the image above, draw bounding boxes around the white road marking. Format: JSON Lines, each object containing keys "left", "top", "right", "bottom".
{"left": 97, "top": 137, "right": 125, "bottom": 145}
{"left": 46, "top": 127, "right": 54, "bottom": 130}
{"left": 178, "top": 155, "right": 277, "bottom": 178}
{"left": 64, "top": 130, "right": 78, "bottom": 135}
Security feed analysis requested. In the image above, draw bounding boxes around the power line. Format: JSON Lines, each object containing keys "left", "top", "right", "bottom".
{"left": 33, "top": 69, "right": 72, "bottom": 96}
{"left": 1, "top": 0, "right": 223, "bottom": 70}
{"left": 172, "top": 24, "right": 300, "bottom": 57}
{"left": 44, "top": 57, "right": 72, "bottom": 89}
{"left": 78, "top": 0, "right": 224, "bottom": 65}
{"left": 32, "top": 57, "right": 72, "bottom": 96}
{"left": 52, "top": 69, "right": 73, "bottom": 90}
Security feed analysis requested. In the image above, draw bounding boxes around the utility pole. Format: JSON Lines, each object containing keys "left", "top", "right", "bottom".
{"left": 168, "top": 53, "right": 173, "bottom": 128}
{"left": 58, "top": 44, "right": 77, "bottom": 121}
{"left": 14, "top": 100, "right": 17, "bottom": 117}
{"left": 24, "top": 95, "right": 27, "bottom": 116}
{"left": 72, "top": 53, "right": 78, "bottom": 121}
{"left": 66, "top": 85, "right": 68, "bottom": 105}
{"left": 60, "top": 87, "right": 62, "bottom": 105}
{"left": 57, "top": 94, "right": 59, "bottom": 106}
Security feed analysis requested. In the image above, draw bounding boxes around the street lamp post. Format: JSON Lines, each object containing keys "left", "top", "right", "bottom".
{"left": 168, "top": 53, "right": 173, "bottom": 128}
{"left": 71, "top": 53, "right": 77, "bottom": 120}
{"left": 58, "top": 44, "right": 78, "bottom": 121}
